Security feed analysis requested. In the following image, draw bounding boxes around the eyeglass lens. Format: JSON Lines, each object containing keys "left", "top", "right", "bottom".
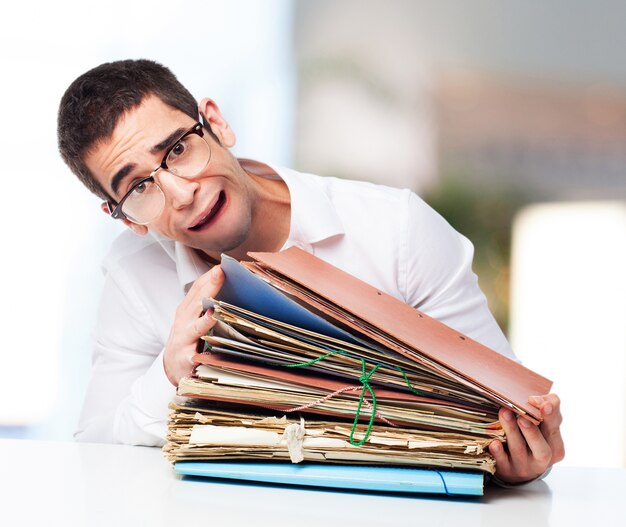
{"left": 121, "top": 132, "right": 210, "bottom": 224}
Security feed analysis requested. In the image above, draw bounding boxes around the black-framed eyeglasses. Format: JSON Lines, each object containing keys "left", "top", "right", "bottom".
{"left": 105, "top": 122, "right": 211, "bottom": 225}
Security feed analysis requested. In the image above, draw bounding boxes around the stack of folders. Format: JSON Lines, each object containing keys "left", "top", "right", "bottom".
{"left": 165, "top": 247, "right": 552, "bottom": 495}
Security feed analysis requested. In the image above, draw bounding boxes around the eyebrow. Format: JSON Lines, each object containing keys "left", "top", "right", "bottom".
{"left": 109, "top": 127, "right": 188, "bottom": 198}
{"left": 150, "top": 127, "right": 187, "bottom": 155}
{"left": 110, "top": 163, "right": 136, "bottom": 198}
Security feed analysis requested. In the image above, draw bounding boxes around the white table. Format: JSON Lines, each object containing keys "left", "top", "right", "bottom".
{"left": 1, "top": 439, "right": 624, "bottom": 526}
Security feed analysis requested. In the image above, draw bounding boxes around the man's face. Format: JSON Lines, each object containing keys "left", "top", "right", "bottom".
{"left": 85, "top": 95, "right": 254, "bottom": 256}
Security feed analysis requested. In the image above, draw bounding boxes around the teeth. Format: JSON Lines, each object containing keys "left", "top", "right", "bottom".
{"left": 191, "top": 192, "right": 223, "bottom": 230}
{"left": 198, "top": 211, "right": 212, "bottom": 226}
{"left": 193, "top": 211, "right": 212, "bottom": 229}
{"left": 194, "top": 204, "right": 215, "bottom": 228}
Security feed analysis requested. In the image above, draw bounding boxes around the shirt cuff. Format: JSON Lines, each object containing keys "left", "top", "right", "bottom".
{"left": 488, "top": 466, "right": 553, "bottom": 488}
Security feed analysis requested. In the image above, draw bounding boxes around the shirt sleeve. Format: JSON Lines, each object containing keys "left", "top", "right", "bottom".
{"left": 74, "top": 262, "right": 177, "bottom": 446}
{"left": 488, "top": 466, "right": 552, "bottom": 487}
{"left": 399, "top": 191, "right": 517, "bottom": 360}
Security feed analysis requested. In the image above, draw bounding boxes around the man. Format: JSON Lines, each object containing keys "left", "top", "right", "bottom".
{"left": 57, "top": 59, "right": 563, "bottom": 484}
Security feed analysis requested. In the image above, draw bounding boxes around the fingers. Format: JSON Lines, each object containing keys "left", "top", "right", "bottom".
{"left": 517, "top": 417, "right": 552, "bottom": 466}
{"left": 178, "top": 266, "right": 225, "bottom": 317}
{"left": 489, "top": 440, "right": 513, "bottom": 476}
{"left": 492, "top": 397, "right": 565, "bottom": 483}
{"left": 530, "top": 393, "right": 562, "bottom": 429}
{"left": 540, "top": 394, "right": 565, "bottom": 463}
{"left": 499, "top": 409, "right": 528, "bottom": 461}
{"left": 492, "top": 408, "right": 548, "bottom": 484}
{"left": 163, "top": 266, "right": 225, "bottom": 387}
{"left": 192, "top": 308, "right": 217, "bottom": 339}
{"left": 529, "top": 393, "right": 561, "bottom": 422}
{"left": 190, "top": 265, "right": 224, "bottom": 299}
{"left": 193, "top": 264, "right": 224, "bottom": 290}
{"left": 530, "top": 393, "right": 565, "bottom": 463}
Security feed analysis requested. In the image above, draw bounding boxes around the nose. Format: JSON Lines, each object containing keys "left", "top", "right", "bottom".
{"left": 157, "top": 169, "right": 199, "bottom": 210}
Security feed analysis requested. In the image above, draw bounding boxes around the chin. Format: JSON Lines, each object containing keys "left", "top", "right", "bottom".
{"left": 192, "top": 219, "right": 252, "bottom": 257}
{"left": 167, "top": 194, "right": 254, "bottom": 256}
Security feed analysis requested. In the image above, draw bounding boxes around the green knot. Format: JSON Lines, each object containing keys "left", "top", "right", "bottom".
{"left": 280, "top": 348, "right": 422, "bottom": 447}
{"left": 348, "top": 360, "right": 380, "bottom": 446}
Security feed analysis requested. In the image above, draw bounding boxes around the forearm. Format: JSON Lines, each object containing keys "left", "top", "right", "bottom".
{"left": 75, "top": 349, "right": 177, "bottom": 446}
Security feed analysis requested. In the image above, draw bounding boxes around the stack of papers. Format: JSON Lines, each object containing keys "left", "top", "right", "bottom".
{"left": 164, "top": 248, "right": 552, "bottom": 491}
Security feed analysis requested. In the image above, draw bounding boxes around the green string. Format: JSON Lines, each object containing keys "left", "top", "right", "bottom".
{"left": 348, "top": 359, "right": 380, "bottom": 446}
{"left": 400, "top": 369, "right": 423, "bottom": 397}
{"left": 280, "top": 348, "right": 420, "bottom": 446}
{"left": 283, "top": 349, "right": 346, "bottom": 368}
{"left": 282, "top": 348, "right": 421, "bottom": 396}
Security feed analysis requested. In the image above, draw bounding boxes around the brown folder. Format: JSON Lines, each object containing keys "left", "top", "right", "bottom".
{"left": 245, "top": 247, "right": 551, "bottom": 422}
{"left": 194, "top": 351, "right": 485, "bottom": 411}
{"left": 187, "top": 352, "right": 503, "bottom": 436}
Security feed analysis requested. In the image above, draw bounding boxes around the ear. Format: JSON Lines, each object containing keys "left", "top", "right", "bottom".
{"left": 100, "top": 202, "right": 148, "bottom": 236}
{"left": 198, "top": 98, "right": 236, "bottom": 148}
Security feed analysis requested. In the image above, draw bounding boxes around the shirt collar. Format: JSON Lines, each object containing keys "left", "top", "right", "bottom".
{"left": 149, "top": 163, "right": 344, "bottom": 291}
{"left": 273, "top": 165, "right": 344, "bottom": 250}
{"left": 149, "top": 231, "right": 211, "bottom": 292}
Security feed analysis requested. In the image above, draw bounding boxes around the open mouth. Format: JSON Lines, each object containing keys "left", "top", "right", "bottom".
{"left": 189, "top": 191, "right": 227, "bottom": 231}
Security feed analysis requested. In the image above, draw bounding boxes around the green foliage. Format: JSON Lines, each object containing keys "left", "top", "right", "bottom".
{"left": 423, "top": 174, "right": 534, "bottom": 335}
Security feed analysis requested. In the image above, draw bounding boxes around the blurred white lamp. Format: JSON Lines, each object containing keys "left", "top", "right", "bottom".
{"left": 510, "top": 201, "right": 626, "bottom": 468}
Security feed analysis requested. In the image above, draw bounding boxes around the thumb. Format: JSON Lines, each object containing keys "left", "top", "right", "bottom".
{"left": 206, "top": 265, "right": 225, "bottom": 298}
{"left": 210, "top": 265, "right": 224, "bottom": 283}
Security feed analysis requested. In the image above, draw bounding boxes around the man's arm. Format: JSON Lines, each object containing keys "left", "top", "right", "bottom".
{"left": 75, "top": 265, "right": 173, "bottom": 445}
{"left": 400, "top": 191, "right": 564, "bottom": 483}
{"left": 75, "top": 263, "right": 224, "bottom": 446}
{"left": 401, "top": 191, "right": 514, "bottom": 357}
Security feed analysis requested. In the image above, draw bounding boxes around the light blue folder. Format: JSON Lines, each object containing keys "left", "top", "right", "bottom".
{"left": 175, "top": 462, "right": 484, "bottom": 496}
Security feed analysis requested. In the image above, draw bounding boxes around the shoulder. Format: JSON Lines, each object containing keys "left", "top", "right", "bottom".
{"left": 101, "top": 230, "right": 176, "bottom": 277}
{"left": 99, "top": 230, "right": 180, "bottom": 314}
{"left": 96, "top": 231, "right": 182, "bottom": 346}
{"left": 304, "top": 170, "right": 410, "bottom": 203}
{"left": 286, "top": 168, "right": 413, "bottom": 221}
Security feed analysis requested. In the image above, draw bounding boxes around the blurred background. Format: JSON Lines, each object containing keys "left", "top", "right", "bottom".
{"left": 1, "top": 0, "right": 624, "bottom": 469}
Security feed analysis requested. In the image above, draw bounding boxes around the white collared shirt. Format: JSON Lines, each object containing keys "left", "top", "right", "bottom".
{"left": 75, "top": 166, "right": 515, "bottom": 446}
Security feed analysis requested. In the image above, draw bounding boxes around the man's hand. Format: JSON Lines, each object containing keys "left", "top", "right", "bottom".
{"left": 489, "top": 393, "right": 565, "bottom": 484}
{"left": 163, "top": 266, "right": 225, "bottom": 386}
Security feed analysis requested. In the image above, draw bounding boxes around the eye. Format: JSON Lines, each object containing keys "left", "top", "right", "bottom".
{"left": 169, "top": 139, "right": 188, "bottom": 159}
{"left": 127, "top": 178, "right": 152, "bottom": 196}
{"left": 133, "top": 181, "right": 149, "bottom": 194}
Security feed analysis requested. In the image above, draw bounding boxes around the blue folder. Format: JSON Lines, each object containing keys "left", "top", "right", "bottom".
{"left": 175, "top": 462, "right": 484, "bottom": 496}
{"left": 212, "top": 255, "right": 362, "bottom": 343}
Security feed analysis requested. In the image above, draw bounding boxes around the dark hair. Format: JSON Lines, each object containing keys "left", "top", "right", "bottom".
{"left": 57, "top": 59, "right": 198, "bottom": 199}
